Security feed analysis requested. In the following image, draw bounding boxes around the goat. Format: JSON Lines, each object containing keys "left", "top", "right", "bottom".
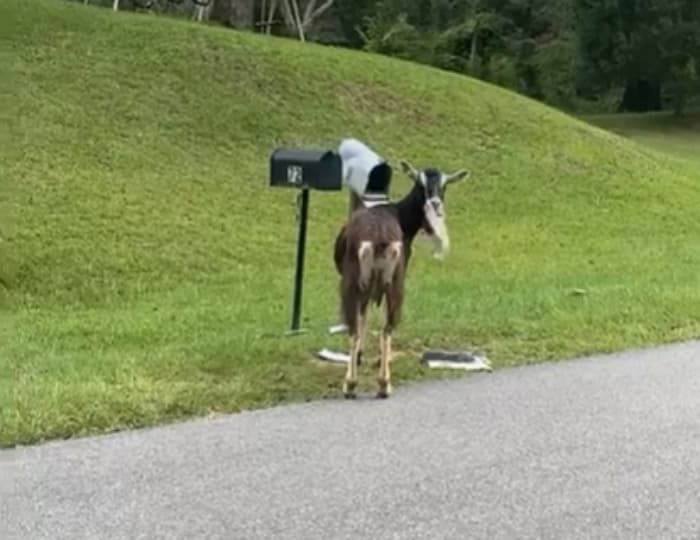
{"left": 337, "top": 204, "right": 404, "bottom": 398}
{"left": 335, "top": 160, "right": 470, "bottom": 275}
{"left": 333, "top": 159, "right": 469, "bottom": 398}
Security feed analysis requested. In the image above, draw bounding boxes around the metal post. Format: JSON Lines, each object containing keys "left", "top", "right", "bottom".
{"left": 289, "top": 188, "right": 309, "bottom": 333}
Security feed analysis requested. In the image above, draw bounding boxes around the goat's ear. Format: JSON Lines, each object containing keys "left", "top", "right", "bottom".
{"left": 399, "top": 159, "right": 420, "bottom": 183}
{"left": 442, "top": 169, "right": 470, "bottom": 187}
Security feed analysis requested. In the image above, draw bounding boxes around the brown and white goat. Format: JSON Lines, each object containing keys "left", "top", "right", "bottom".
{"left": 334, "top": 160, "right": 469, "bottom": 398}
{"left": 337, "top": 205, "right": 405, "bottom": 398}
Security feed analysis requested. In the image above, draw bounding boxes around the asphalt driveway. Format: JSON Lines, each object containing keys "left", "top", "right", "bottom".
{"left": 2, "top": 340, "right": 699, "bottom": 539}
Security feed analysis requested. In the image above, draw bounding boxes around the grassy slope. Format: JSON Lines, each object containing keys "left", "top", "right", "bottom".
{"left": 586, "top": 111, "right": 700, "bottom": 167}
{"left": 2, "top": 0, "right": 700, "bottom": 446}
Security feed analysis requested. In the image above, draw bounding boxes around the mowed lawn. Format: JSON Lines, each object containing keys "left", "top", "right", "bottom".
{"left": 586, "top": 111, "right": 700, "bottom": 165}
{"left": 2, "top": 0, "right": 700, "bottom": 447}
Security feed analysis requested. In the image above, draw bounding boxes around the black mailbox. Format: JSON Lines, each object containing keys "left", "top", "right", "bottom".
{"left": 269, "top": 148, "right": 342, "bottom": 191}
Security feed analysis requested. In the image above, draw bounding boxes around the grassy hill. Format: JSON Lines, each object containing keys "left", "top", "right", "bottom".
{"left": 586, "top": 111, "right": 700, "bottom": 164}
{"left": 2, "top": 0, "right": 699, "bottom": 447}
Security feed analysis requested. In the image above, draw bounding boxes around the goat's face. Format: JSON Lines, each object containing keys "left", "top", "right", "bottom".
{"left": 399, "top": 160, "right": 470, "bottom": 259}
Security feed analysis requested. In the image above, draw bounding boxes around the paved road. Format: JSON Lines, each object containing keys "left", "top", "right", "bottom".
{"left": 3, "top": 341, "right": 700, "bottom": 539}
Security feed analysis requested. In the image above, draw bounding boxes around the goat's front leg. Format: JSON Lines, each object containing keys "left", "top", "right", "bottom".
{"left": 343, "top": 311, "right": 362, "bottom": 399}
{"left": 377, "top": 243, "right": 402, "bottom": 397}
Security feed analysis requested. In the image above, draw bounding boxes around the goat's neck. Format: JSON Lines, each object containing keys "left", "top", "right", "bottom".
{"left": 395, "top": 182, "right": 426, "bottom": 243}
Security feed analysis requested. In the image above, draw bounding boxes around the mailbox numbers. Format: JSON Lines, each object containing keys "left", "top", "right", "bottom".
{"left": 287, "top": 165, "right": 303, "bottom": 186}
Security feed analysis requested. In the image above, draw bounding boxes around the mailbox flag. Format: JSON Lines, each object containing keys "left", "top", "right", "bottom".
{"left": 338, "top": 138, "right": 392, "bottom": 200}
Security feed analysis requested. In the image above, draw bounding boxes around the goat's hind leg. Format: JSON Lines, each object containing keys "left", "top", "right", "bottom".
{"left": 353, "top": 242, "right": 373, "bottom": 369}
{"left": 377, "top": 323, "right": 392, "bottom": 399}
{"left": 377, "top": 241, "right": 403, "bottom": 399}
{"left": 342, "top": 301, "right": 362, "bottom": 399}
{"left": 343, "top": 327, "right": 361, "bottom": 399}
{"left": 378, "top": 292, "right": 398, "bottom": 398}
{"left": 341, "top": 280, "right": 363, "bottom": 399}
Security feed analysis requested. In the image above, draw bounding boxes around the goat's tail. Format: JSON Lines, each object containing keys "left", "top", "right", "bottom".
{"left": 358, "top": 240, "right": 402, "bottom": 293}
{"left": 340, "top": 239, "right": 403, "bottom": 333}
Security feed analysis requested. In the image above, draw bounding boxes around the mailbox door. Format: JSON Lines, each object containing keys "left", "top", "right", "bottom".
{"left": 269, "top": 150, "right": 311, "bottom": 188}
{"left": 312, "top": 153, "right": 342, "bottom": 191}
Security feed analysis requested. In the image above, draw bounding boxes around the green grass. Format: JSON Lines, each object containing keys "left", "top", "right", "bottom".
{"left": 585, "top": 111, "right": 700, "bottom": 164}
{"left": 2, "top": 0, "right": 700, "bottom": 448}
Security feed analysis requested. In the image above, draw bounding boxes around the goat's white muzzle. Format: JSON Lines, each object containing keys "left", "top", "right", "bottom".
{"left": 423, "top": 200, "right": 450, "bottom": 259}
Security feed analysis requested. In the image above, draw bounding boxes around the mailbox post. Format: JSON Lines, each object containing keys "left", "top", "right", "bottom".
{"left": 269, "top": 148, "right": 343, "bottom": 333}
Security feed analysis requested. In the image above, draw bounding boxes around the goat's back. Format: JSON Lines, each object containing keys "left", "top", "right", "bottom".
{"left": 343, "top": 205, "right": 403, "bottom": 256}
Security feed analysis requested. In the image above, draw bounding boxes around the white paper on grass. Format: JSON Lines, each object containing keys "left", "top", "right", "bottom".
{"left": 422, "top": 358, "right": 493, "bottom": 372}
{"left": 317, "top": 348, "right": 351, "bottom": 364}
{"left": 318, "top": 348, "right": 493, "bottom": 372}
{"left": 328, "top": 324, "right": 349, "bottom": 335}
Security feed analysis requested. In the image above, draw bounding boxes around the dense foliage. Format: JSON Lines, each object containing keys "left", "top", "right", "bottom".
{"left": 342, "top": 0, "right": 700, "bottom": 114}
{"left": 76, "top": 0, "right": 700, "bottom": 113}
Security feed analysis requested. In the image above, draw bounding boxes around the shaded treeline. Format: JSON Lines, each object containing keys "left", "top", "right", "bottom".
{"left": 76, "top": 0, "right": 700, "bottom": 114}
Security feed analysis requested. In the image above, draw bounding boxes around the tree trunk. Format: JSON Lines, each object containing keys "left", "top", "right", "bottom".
{"left": 265, "top": 0, "right": 276, "bottom": 33}
{"left": 211, "top": 0, "right": 256, "bottom": 29}
{"left": 672, "top": 91, "right": 686, "bottom": 117}
{"left": 618, "top": 79, "right": 661, "bottom": 113}
{"left": 469, "top": 27, "right": 479, "bottom": 72}
{"left": 288, "top": 0, "right": 305, "bottom": 41}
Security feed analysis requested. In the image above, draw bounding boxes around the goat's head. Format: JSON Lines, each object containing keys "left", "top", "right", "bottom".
{"left": 399, "top": 159, "right": 470, "bottom": 259}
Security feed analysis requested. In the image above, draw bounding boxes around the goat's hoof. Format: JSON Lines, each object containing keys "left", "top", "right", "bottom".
{"left": 376, "top": 381, "right": 392, "bottom": 399}
{"left": 343, "top": 380, "right": 357, "bottom": 399}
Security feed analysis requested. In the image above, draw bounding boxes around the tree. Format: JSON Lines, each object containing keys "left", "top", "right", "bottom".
{"left": 257, "top": 0, "right": 335, "bottom": 40}
{"left": 574, "top": 0, "right": 700, "bottom": 114}
{"left": 211, "top": 0, "right": 256, "bottom": 28}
